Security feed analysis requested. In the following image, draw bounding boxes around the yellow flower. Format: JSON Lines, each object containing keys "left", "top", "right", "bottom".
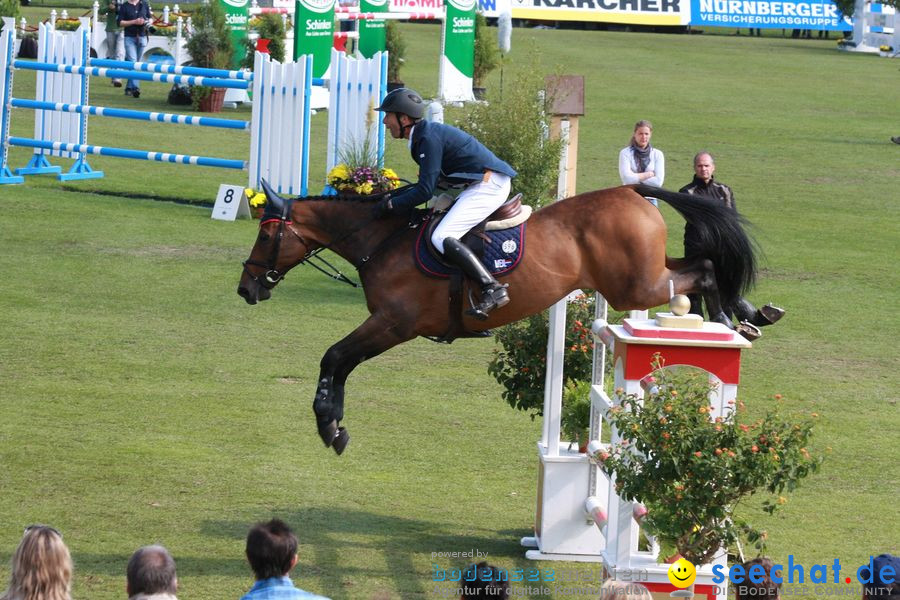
{"left": 327, "top": 164, "right": 351, "bottom": 183}
{"left": 357, "top": 182, "right": 374, "bottom": 195}
{"left": 381, "top": 168, "right": 399, "bottom": 180}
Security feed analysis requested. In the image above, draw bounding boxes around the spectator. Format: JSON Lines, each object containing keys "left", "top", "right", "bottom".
{"left": 600, "top": 579, "right": 653, "bottom": 600}
{"left": 117, "top": 0, "right": 152, "bottom": 98}
{"left": 1, "top": 525, "right": 73, "bottom": 600}
{"left": 679, "top": 151, "right": 784, "bottom": 336}
{"left": 619, "top": 119, "right": 664, "bottom": 206}
{"left": 861, "top": 554, "right": 900, "bottom": 600}
{"left": 126, "top": 545, "right": 178, "bottom": 600}
{"left": 460, "top": 562, "right": 510, "bottom": 599}
{"left": 734, "top": 557, "right": 781, "bottom": 600}
{"left": 241, "top": 519, "right": 329, "bottom": 600}
{"left": 102, "top": 0, "right": 124, "bottom": 87}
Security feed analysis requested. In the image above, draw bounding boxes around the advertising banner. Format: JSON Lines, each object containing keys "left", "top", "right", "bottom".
{"left": 439, "top": 0, "right": 476, "bottom": 101}
{"left": 690, "top": 0, "right": 851, "bottom": 29}
{"left": 219, "top": 0, "right": 250, "bottom": 69}
{"left": 359, "top": 0, "right": 389, "bottom": 58}
{"left": 509, "top": 0, "right": 689, "bottom": 25}
{"left": 294, "top": 0, "right": 336, "bottom": 76}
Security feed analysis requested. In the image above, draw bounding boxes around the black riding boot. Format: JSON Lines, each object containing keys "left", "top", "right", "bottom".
{"left": 442, "top": 237, "right": 510, "bottom": 320}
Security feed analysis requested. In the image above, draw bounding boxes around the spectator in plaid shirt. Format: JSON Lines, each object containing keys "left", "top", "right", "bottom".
{"left": 240, "top": 519, "right": 329, "bottom": 600}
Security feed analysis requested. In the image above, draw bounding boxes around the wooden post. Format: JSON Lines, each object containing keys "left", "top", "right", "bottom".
{"left": 545, "top": 75, "right": 584, "bottom": 199}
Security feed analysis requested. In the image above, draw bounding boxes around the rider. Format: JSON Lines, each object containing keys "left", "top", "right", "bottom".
{"left": 373, "top": 88, "right": 517, "bottom": 320}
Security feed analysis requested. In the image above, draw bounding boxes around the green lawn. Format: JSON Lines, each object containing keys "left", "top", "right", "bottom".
{"left": 1, "top": 24, "right": 898, "bottom": 600}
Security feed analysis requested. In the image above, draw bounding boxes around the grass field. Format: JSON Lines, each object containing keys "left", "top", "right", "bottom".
{"left": 1, "top": 23, "right": 899, "bottom": 600}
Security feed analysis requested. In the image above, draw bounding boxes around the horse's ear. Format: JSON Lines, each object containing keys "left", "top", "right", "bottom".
{"left": 260, "top": 179, "right": 289, "bottom": 220}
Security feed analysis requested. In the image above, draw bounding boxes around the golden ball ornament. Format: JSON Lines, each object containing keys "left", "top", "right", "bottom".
{"left": 669, "top": 294, "right": 691, "bottom": 316}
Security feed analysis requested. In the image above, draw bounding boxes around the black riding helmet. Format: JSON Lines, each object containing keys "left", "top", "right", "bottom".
{"left": 375, "top": 88, "right": 426, "bottom": 120}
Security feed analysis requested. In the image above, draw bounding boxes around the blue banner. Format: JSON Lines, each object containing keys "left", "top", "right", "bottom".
{"left": 690, "top": 0, "right": 852, "bottom": 29}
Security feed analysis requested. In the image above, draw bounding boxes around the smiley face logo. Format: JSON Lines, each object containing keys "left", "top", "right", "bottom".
{"left": 668, "top": 558, "right": 697, "bottom": 588}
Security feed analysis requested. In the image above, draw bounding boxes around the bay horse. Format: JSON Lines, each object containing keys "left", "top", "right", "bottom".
{"left": 238, "top": 182, "right": 758, "bottom": 454}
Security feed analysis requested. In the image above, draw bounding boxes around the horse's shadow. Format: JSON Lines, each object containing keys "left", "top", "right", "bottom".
{"left": 202, "top": 507, "right": 533, "bottom": 599}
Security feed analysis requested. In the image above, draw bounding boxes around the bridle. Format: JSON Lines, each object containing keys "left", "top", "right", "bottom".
{"left": 241, "top": 198, "right": 314, "bottom": 289}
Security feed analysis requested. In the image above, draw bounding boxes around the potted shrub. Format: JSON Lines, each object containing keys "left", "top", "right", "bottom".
{"left": 595, "top": 359, "right": 824, "bottom": 565}
{"left": 561, "top": 379, "right": 592, "bottom": 452}
{"left": 385, "top": 19, "right": 406, "bottom": 91}
{"left": 186, "top": 1, "right": 233, "bottom": 112}
{"left": 472, "top": 12, "right": 500, "bottom": 99}
{"left": 241, "top": 12, "right": 286, "bottom": 69}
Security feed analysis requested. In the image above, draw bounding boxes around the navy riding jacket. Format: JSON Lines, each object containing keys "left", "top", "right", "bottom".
{"left": 389, "top": 120, "right": 516, "bottom": 212}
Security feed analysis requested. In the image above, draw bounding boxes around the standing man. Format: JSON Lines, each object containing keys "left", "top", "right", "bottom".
{"left": 126, "top": 545, "right": 179, "bottom": 600}
{"left": 679, "top": 151, "right": 784, "bottom": 334}
{"left": 102, "top": 0, "right": 124, "bottom": 87}
{"left": 373, "top": 87, "right": 517, "bottom": 320}
{"left": 117, "top": 0, "right": 152, "bottom": 98}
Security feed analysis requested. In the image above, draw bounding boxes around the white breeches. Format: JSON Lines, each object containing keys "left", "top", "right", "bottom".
{"left": 431, "top": 171, "right": 512, "bottom": 253}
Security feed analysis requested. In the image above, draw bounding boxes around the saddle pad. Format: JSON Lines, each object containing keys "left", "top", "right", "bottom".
{"left": 414, "top": 219, "right": 526, "bottom": 279}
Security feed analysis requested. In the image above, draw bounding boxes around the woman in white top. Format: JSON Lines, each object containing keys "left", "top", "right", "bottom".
{"left": 618, "top": 120, "right": 664, "bottom": 205}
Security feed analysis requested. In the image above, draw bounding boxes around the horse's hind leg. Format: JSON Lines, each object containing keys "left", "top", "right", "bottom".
{"left": 664, "top": 257, "right": 732, "bottom": 328}
{"left": 313, "top": 315, "right": 413, "bottom": 455}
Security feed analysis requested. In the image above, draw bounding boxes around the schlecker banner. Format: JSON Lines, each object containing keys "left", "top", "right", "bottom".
{"left": 295, "top": 0, "right": 336, "bottom": 76}
{"left": 359, "top": 0, "right": 389, "bottom": 58}
{"left": 439, "top": 0, "right": 477, "bottom": 101}
{"left": 689, "top": 0, "right": 851, "bottom": 29}
{"left": 219, "top": 0, "right": 250, "bottom": 68}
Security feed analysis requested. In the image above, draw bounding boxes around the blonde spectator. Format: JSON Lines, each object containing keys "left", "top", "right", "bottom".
{"left": 0, "top": 525, "right": 73, "bottom": 600}
{"left": 618, "top": 119, "right": 665, "bottom": 206}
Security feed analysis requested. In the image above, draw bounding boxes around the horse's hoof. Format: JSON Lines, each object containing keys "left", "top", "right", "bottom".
{"left": 757, "top": 304, "right": 785, "bottom": 325}
{"left": 736, "top": 321, "right": 762, "bottom": 341}
{"left": 332, "top": 427, "right": 350, "bottom": 455}
{"left": 318, "top": 420, "right": 338, "bottom": 447}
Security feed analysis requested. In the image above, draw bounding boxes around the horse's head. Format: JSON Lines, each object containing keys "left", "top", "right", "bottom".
{"left": 237, "top": 180, "right": 316, "bottom": 305}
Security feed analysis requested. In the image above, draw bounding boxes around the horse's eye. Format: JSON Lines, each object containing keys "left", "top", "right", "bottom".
{"left": 258, "top": 233, "right": 271, "bottom": 242}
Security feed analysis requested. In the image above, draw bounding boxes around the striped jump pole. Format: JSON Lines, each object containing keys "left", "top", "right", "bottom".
{"left": 13, "top": 60, "right": 253, "bottom": 90}
{"left": 9, "top": 137, "right": 247, "bottom": 170}
{"left": 11, "top": 99, "right": 251, "bottom": 131}
{"left": 89, "top": 58, "right": 254, "bottom": 81}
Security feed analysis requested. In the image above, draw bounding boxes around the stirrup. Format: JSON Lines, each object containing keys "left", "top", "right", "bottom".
{"left": 466, "top": 284, "right": 509, "bottom": 321}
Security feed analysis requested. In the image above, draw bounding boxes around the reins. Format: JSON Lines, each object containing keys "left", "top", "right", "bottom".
{"left": 243, "top": 185, "right": 417, "bottom": 289}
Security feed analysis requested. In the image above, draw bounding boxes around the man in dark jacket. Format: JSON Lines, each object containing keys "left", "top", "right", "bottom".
{"left": 680, "top": 152, "right": 784, "bottom": 333}
{"left": 374, "top": 88, "right": 517, "bottom": 320}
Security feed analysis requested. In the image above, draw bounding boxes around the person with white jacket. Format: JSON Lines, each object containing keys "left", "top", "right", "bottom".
{"left": 619, "top": 119, "right": 664, "bottom": 205}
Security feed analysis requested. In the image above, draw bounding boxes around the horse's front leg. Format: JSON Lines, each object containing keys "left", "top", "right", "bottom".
{"left": 313, "top": 314, "right": 414, "bottom": 455}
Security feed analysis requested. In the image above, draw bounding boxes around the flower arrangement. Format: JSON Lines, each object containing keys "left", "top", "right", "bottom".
{"left": 594, "top": 357, "right": 824, "bottom": 565}
{"left": 245, "top": 188, "right": 267, "bottom": 218}
{"left": 326, "top": 164, "right": 400, "bottom": 196}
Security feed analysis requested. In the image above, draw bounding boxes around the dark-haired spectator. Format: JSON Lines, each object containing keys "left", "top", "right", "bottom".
{"left": 1, "top": 525, "right": 73, "bottom": 600}
{"left": 461, "top": 562, "right": 510, "bottom": 599}
{"left": 679, "top": 151, "right": 784, "bottom": 336}
{"left": 861, "top": 554, "right": 900, "bottom": 600}
{"left": 241, "top": 519, "right": 329, "bottom": 600}
{"left": 734, "top": 557, "right": 781, "bottom": 600}
{"left": 127, "top": 545, "right": 178, "bottom": 600}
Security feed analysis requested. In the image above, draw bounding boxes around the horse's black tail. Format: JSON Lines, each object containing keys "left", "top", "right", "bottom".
{"left": 634, "top": 184, "right": 757, "bottom": 306}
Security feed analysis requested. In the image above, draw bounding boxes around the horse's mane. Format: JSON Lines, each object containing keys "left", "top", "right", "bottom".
{"left": 296, "top": 193, "right": 383, "bottom": 204}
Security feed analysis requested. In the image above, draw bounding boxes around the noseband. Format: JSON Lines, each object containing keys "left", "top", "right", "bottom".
{"left": 242, "top": 202, "right": 313, "bottom": 289}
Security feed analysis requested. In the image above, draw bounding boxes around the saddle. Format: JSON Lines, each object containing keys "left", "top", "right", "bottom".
{"left": 413, "top": 194, "right": 532, "bottom": 343}
{"left": 418, "top": 193, "right": 531, "bottom": 274}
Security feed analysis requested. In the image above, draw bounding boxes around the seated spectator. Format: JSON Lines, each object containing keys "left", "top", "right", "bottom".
{"left": 601, "top": 579, "right": 653, "bottom": 600}
{"left": 734, "top": 557, "right": 781, "bottom": 600}
{"left": 241, "top": 519, "right": 329, "bottom": 600}
{"left": 127, "top": 545, "right": 178, "bottom": 600}
{"left": 461, "top": 562, "right": 510, "bottom": 599}
{"left": 861, "top": 554, "right": 900, "bottom": 600}
{"left": 1, "top": 525, "right": 73, "bottom": 600}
